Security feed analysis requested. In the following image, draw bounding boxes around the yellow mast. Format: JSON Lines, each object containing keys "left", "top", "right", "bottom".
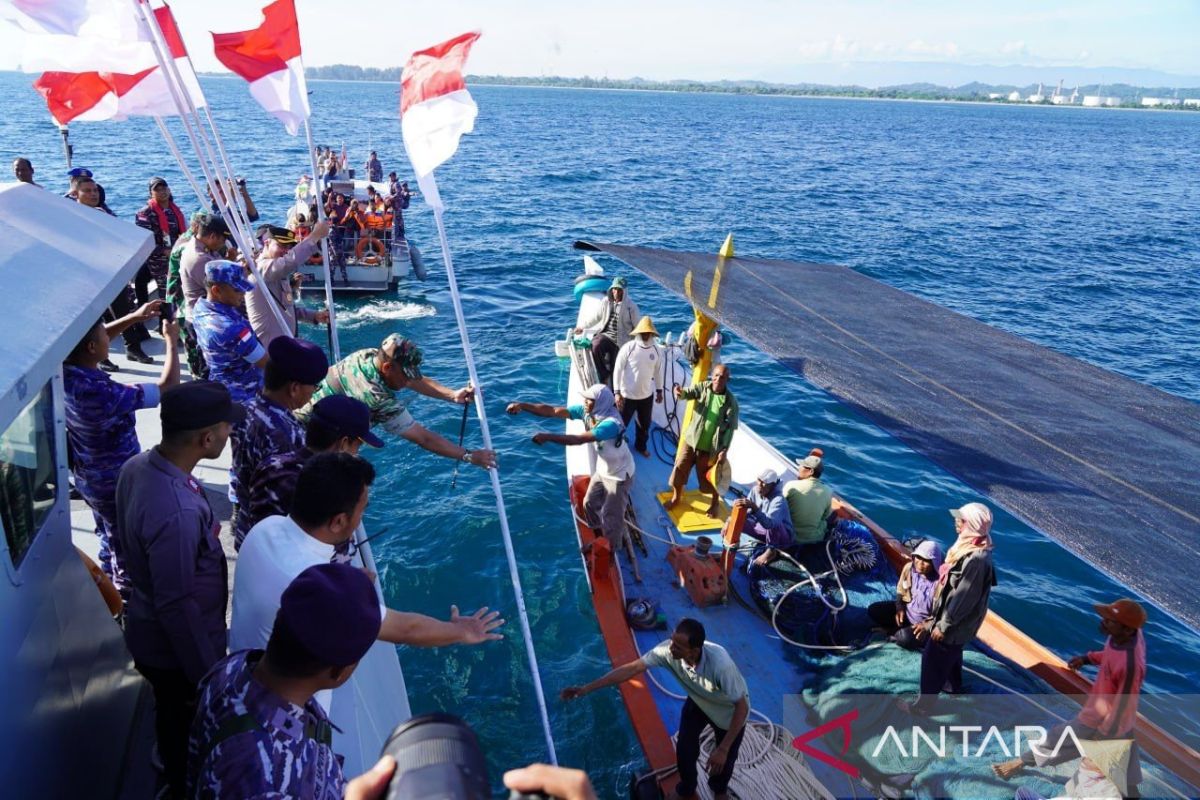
{"left": 679, "top": 233, "right": 734, "bottom": 436}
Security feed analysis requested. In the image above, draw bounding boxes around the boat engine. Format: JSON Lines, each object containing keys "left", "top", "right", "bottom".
{"left": 667, "top": 536, "right": 727, "bottom": 608}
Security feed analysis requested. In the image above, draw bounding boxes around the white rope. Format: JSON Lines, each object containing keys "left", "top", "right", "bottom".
{"left": 423, "top": 173, "right": 557, "bottom": 765}
{"left": 671, "top": 720, "right": 836, "bottom": 800}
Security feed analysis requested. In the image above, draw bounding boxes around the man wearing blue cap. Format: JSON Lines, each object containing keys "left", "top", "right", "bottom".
{"left": 189, "top": 562, "right": 380, "bottom": 797}
{"left": 232, "top": 336, "right": 330, "bottom": 549}
{"left": 243, "top": 395, "right": 383, "bottom": 535}
{"left": 193, "top": 259, "right": 268, "bottom": 506}
{"left": 116, "top": 381, "right": 244, "bottom": 799}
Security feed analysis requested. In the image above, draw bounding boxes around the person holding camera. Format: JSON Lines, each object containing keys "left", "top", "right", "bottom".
{"left": 562, "top": 618, "right": 749, "bottom": 800}
{"left": 188, "top": 562, "right": 380, "bottom": 798}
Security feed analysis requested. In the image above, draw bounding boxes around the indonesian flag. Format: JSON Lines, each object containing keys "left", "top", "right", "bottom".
{"left": 12, "top": 0, "right": 160, "bottom": 74}
{"left": 32, "top": 5, "right": 204, "bottom": 124}
{"left": 400, "top": 31, "right": 481, "bottom": 209}
{"left": 211, "top": 0, "right": 309, "bottom": 135}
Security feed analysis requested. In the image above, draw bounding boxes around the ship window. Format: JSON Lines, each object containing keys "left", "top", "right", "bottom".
{"left": 0, "top": 384, "right": 58, "bottom": 568}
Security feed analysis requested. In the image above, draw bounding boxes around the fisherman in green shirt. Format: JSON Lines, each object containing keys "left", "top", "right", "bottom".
{"left": 667, "top": 364, "right": 738, "bottom": 517}
{"left": 561, "top": 618, "right": 749, "bottom": 800}
{"left": 783, "top": 452, "right": 833, "bottom": 544}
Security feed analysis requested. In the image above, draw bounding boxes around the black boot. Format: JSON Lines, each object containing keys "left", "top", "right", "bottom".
{"left": 99, "top": 358, "right": 119, "bottom": 372}
{"left": 126, "top": 344, "right": 153, "bottom": 364}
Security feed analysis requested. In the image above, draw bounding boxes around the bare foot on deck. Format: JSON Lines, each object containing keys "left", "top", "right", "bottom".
{"left": 665, "top": 493, "right": 682, "bottom": 510}
{"left": 992, "top": 759, "right": 1024, "bottom": 780}
{"left": 753, "top": 549, "right": 778, "bottom": 567}
{"left": 705, "top": 500, "right": 721, "bottom": 518}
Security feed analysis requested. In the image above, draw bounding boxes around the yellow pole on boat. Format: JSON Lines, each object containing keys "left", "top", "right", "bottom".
{"left": 678, "top": 233, "right": 734, "bottom": 438}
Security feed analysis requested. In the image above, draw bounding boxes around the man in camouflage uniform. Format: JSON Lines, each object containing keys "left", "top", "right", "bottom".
{"left": 295, "top": 333, "right": 497, "bottom": 470}
{"left": 167, "top": 211, "right": 222, "bottom": 380}
{"left": 231, "top": 336, "right": 328, "bottom": 549}
{"left": 188, "top": 563, "right": 378, "bottom": 799}
{"left": 192, "top": 260, "right": 267, "bottom": 506}
{"left": 243, "top": 395, "right": 382, "bottom": 536}
{"left": 64, "top": 305, "right": 180, "bottom": 596}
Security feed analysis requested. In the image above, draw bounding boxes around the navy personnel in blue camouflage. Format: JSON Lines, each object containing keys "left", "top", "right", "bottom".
{"left": 188, "top": 562, "right": 381, "bottom": 799}
{"left": 232, "top": 336, "right": 329, "bottom": 550}
{"left": 64, "top": 304, "right": 180, "bottom": 598}
{"left": 242, "top": 395, "right": 383, "bottom": 536}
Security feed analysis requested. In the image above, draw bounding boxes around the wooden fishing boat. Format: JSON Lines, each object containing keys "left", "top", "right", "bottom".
{"left": 557, "top": 238, "right": 1200, "bottom": 799}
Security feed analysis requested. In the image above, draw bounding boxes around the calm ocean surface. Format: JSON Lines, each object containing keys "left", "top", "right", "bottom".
{"left": 4, "top": 73, "right": 1199, "bottom": 795}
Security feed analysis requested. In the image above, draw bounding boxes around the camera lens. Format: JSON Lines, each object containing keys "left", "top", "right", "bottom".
{"left": 380, "top": 713, "right": 491, "bottom": 800}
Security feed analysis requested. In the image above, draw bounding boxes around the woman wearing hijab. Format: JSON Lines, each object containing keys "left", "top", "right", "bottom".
{"left": 867, "top": 538, "right": 944, "bottom": 650}
{"left": 507, "top": 383, "right": 636, "bottom": 556}
{"left": 901, "top": 502, "right": 997, "bottom": 714}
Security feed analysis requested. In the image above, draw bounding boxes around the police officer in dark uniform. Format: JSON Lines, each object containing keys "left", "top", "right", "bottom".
{"left": 116, "top": 381, "right": 243, "bottom": 799}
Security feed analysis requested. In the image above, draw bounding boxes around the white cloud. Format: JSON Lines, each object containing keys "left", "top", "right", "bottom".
{"left": 1001, "top": 40, "right": 1030, "bottom": 56}
{"left": 904, "top": 40, "right": 960, "bottom": 58}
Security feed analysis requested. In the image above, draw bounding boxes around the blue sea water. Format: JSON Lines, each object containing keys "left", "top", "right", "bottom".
{"left": 4, "top": 73, "right": 1199, "bottom": 795}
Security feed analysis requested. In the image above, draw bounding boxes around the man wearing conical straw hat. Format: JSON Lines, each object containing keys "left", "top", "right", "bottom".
{"left": 1011, "top": 738, "right": 1133, "bottom": 800}
{"left": 613, "top": 316, "right": 665, "bottom": 458}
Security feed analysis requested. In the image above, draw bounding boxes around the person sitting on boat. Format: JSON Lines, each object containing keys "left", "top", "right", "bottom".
{"left": 562, "top": 618, "right": 749, "bottom": 800}
{"left": 244, "top": 395, "right": 383, "bottom": 535}
{"left": 64, "top": 306, "right": 180, "bottom": 598}
{"left": 993, "top": 599, "right": 1148, "bottom": 796}
{"left": 189, "top": 562, "right": 381, "bottom": 798}
{"left": 247, "top": 223, "right": 332, "bottom": 347}
{"left": 783, "top": 452, "right": 833, "bottom": 546}
{"left": 613, "top": 315, "right": 664, "bottom": 457}
{"left": 867, "top": 539, "right": 943, "bottom": 650}
{"left": 1009, "top": 739, "right": 1132, "bottom": 800}
{"left": 507, "top": 383, "right": 636, "bottom": 555}
{"left": 231, "top": 337, "right": 328, "bottom": 550}
{"left": 295, "top": 333, "right": 497, "bottom": 470}
{"left": 230, "top": 452, "right": 505, "bottom": 708}
{"left": 667, "top": 363, "right": 738, "bottom": 518}
{"left": 736, "top": 468, "right": 795, "bottom": 566}
{"left": 901, "top": 502, "right": 997, "bottom": 716}
{"left": 365, "top": 150, "right": 383, "bottom": 182}
{"left": 574, "top": 276, "right": 641, "bottom": 386}
{"left": 116, "top": 382, "right": 243, "bottom": 799}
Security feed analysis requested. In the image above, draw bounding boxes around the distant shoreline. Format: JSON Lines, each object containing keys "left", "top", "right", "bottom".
{"left": 182, "top": 70, "right": 1200, "bottom": 113}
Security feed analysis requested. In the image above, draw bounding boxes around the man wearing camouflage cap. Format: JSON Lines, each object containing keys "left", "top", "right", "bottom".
{"left": 296, "top": 333, "right": 496, "bottom": 469}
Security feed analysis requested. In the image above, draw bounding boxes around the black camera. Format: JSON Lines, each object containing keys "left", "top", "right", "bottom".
{"left": 380, "top": 713, "right": 553, "bottom": 799}
{"left": 160, "top": 301, "right": 175, "bottom": 322}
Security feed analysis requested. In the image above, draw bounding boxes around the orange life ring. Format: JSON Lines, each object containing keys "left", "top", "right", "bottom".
{"left": 355, "top": 236, "right": 385, "bottom": 265}
{"left": 76, "top": 546, "right": 123, "bottom": 617}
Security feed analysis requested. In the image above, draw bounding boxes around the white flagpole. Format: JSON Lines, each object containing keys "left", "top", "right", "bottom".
{"left": 153, "top": 115, "right": 206, "bottom": 206}
{"left": 133, "top": 0, "right": 290, "bottom": 334}
{"left": 303, "top": 118, "right": 340, "bottom": 360}
{"left": 425, "top": 171, "right": 558, "bottom": 766}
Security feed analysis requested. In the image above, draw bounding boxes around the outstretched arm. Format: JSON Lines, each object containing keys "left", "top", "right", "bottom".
{"left": 532, "top": 431, "right": 596, "bottom": 447}
{"left": 506, "top": 401, "right": 570, "bottom": 419}
{"left": 400, "top": 422, "right": 497, "bottom": 469}
{"left": 379, "top": 605, "right": 504, "bottom": 647}
{"left": 560, "top": 659, "right": 648, "bottom": 700}
{"left": 409, "top": 375, "right": 472, "bottom": 404}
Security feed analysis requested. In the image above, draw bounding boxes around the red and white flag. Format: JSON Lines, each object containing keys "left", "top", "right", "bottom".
{"left": 32, "top": 5, "right": 204, "bottom": 124}
{"left": 1, "top": 0, "right": 91, "bottom": 35}
{"left": 400, "top": 31, "right": 481, "bottom": 208}
{"left": 11, "top": 0, "right": 160, "bottom": 74}
{"left": 211, "top": 0, "right": 309, "bottom": 135}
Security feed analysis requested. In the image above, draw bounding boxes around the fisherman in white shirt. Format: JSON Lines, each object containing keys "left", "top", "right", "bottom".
{"left": 230, "top": 451, "right": 504, "bottom": 711}
{"left": 613, "top": 316, "right": 664, "bottom": 457}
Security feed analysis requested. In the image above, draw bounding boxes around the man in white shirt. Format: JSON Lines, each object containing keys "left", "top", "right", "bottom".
{"left": 613, "top": 316, "right": 664, "bottom": 458}
{"left": 231, "top": 452, "right": 504, "bottom": 709}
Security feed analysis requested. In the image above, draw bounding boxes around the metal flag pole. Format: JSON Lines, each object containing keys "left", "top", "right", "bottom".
{"left": 425, "top": 172, "right": 558, "bottom": 766}
{"left": 303, "top": 117, "right": 340, "bottom": 360}
{"left": 153, "top": 116, "right": 207, "bottom": 207}
{"left": 133, "top": 0, "right": 290, "bottom": 334}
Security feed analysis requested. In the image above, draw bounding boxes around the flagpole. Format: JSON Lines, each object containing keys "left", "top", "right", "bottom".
{"left": 153, "top": 115, "right": 207, "bottom": 206}
{"left": 132, "top": 0, "right": 290, "bottom": 334}
{"left": 303, "top": 118, "right": 341, "bottom": 361}
{"left": 426, "top": 173, "right": 558, "bottom": 766}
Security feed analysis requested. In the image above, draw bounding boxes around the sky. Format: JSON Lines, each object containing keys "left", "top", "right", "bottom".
{"left": 2, "top": 0, "right": 1199, "bottom": 87}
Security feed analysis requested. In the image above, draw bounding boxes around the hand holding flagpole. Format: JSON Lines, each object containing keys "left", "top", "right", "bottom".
{"left": 401, "top": 32, "right": 558, "bottom": 766}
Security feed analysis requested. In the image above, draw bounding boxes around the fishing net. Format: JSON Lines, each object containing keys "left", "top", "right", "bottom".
{"left": 576, "top": 241, "right": 1200, "bottom": 630}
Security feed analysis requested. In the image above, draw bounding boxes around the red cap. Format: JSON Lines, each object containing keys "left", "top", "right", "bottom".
{"left": 1093, "top": 598, "right": 1147, "bottom": 630}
